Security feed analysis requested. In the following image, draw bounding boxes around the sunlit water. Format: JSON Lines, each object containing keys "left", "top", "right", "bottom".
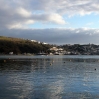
{"left": 0, "top": 55, "right": 99, "bottom": 99}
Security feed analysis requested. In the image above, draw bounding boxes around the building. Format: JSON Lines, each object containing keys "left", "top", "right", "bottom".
{"left": 50, "top": 47, "right": 65, "bottom": 55}
{"left": 31, "top": 40, "right": 40, "bottom": 44}
{"left": 9, "top": 52, "right": 13, "bottom": 55}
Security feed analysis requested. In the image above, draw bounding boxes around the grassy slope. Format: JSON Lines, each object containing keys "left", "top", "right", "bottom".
{"left": 0, "top": 36, "right": 25, "bottom": 42}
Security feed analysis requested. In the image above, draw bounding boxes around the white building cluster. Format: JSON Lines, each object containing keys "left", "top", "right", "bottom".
{"left": 31, "top": 40, "right": 48, "bottom": 45}
{"left": 49, "top": 47, "right": 66, "bottom": 55}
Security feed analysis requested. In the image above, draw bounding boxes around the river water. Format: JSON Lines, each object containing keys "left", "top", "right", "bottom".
{"left": 0, "top": 55, "right": 99, "bottom": 99}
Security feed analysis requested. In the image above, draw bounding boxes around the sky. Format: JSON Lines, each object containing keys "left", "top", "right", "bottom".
{"left": 0, "top": 0, "right": 99, "bottom": 45}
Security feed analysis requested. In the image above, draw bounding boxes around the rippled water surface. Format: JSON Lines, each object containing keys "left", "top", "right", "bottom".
{"left": 0, "top": 55, "right": 99, "bottom": 99}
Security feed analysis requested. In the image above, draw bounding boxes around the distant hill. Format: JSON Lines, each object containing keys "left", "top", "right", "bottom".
{"left": 0, "top": 36, "right": 52, "bottom": 54}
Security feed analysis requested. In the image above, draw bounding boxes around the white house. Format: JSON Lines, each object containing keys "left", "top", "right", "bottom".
{"left": 9, "top": 52, "right": 13, "bottom": 55}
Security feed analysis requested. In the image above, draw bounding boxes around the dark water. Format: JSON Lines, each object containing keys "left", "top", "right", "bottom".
{"left": 0, "top": 55, "right": 99, "bottom": 99}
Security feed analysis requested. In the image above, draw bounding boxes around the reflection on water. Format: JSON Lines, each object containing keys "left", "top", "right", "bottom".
{"left": 0, "top": 55, "right": 99, "bottom": 99}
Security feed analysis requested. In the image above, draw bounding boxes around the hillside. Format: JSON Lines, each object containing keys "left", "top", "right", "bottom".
{"left": 0, "top": 36, "right": 52, "bottom": 55}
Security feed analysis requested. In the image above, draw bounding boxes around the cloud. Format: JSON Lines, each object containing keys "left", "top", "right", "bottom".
{"left": 30, "top": 13, "right": 66, "bottom": 24}
{"left": 0, "top": 0, "right": 99, "bottom": 44}
{"left": 48, "top": 13, "right": 66, "bottom": 24}
{"left": 16, "top": 7, "right": 32, "bottom": 17}
{"left": 0, "top": 28, "right": 99, "bottom": 44}
{"left": 7, "top": 20, "right": 35, "bottom": 29}
{"left": 0, "top": 0, "right": 67, "bottom": 29}
{"left": 25, "top": 20, "right": 35, "bottom": 24}
{"left": 6, "top": 12, "right": 66, "bottom": 29}
{"left": 0, "top": 0, "right": 99, "bottom": 29}
{"left": 18, "top": 0, "right": 99, "bottom": 15}
{"left": 8, "top": 23, "right": 24, "bottom": 29}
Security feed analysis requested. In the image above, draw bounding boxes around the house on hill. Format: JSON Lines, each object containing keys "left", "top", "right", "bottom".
{"left": 50, "top": 47, "right": 65, "bottom": 55}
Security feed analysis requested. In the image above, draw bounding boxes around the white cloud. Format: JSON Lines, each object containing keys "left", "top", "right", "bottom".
{"left": 76, "top": 30, "right": 80, "bottom": 33}
{"left": 7, "top": 19, "right": 35, "bottom": 29}
{"left": 1, "top": 0, "right": 99, "bottom": 16}
{"left": 7, "top": 23, "right": 24, "bottom": 29}
{"left": 16, "top": 7, "right": 32, "bottom": 17}
{"left": 48, "top": 13, "right": 66, "bottom": 24}
{"left": 5, "top": 12, "right": 66, "bottom": 29}
{"left": 25, "top": 20, "right": 35, "bottom": 24}
{"left": 1, "top": 0, "right": 99, "bottom": 29}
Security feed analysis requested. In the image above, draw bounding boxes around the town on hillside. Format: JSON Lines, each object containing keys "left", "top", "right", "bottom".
{"left": 48, "top": 43, "right": 99, "bottom": 55}
{"left": 0, "top": 36, "right": 99, "bottom": 55}
{"left": 9, "top": 43, "right": 99, "bottom": 55}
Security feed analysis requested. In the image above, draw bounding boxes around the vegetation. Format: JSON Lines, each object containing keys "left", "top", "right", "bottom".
{"left": 0, "top": 36, "right": 52, "bottom": 54}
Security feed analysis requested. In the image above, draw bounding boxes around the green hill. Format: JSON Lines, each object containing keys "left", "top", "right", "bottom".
{"left": 0, "top": 36, "right": 52, "bottom": 55}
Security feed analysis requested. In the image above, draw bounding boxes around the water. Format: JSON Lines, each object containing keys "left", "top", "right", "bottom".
{"left": 0, "top": 55, "right": 99, "bottom": 99}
